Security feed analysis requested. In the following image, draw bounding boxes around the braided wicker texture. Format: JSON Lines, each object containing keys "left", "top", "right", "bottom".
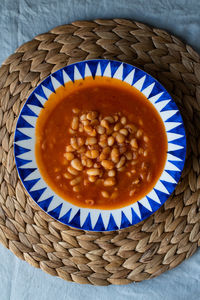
{"left": 0, "top": 19, "right": 200, "bottom": 285}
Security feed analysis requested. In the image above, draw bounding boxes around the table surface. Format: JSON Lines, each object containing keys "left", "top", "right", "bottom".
{"left": 0, "top": 0, "right": 200, "bottom": 299}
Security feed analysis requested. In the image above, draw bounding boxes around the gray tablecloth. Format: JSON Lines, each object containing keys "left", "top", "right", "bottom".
{"left": 0, "top": 1, "right": 200, "bottom": 299}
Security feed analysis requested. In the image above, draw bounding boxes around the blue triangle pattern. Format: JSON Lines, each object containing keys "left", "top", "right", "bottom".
{"left": 169, "top": 136, "right": 186, "bottom": 147}
{"left": 138, "top": 202, "right": 152, "bottom": 220}
{"left": 107, "top": 214, "right": 119, "bottom": 231}
{"left": 154, "top": 91, "right": 171, "bottom": 103}
{"left": 154, "top": 189, "right": 168, "bottom": 205}
{"left": 94, "top": 214, "right": 105, "bottom": 231}
{"left": 165, "top": 111, "right": 183, "bottom": 123}
{"left": 15, "top": 157, "right": 32, "bottom": 167}
{"left": 168, "top": 137, "right": 186, "bottom": 147}
{"left": 82, "top": 213, "right": 92, "bottom": 230}
{"left": 24, "top": 178, "right": 40, "bottom": 192}
{"left": 160, "top": 180, "right": 176, "bottom": 194}
{"left": 131, "top": 207, "right": 141, "bottom": 225}
{"left": 35, "top": 85, "right": 48, "bottom": 100}
{"left": 49, "top": 203, "right": 63, "bottom": 219}
{"left": 63, "top": 65, "right": 75, "bottom": 82}
{"left": 147, "top": 196, "right": 161, "bottom": 212}
{"left": 69, "top": 210, "right": 81, "bottom": 228}
{"left": 29, "top": 188, "right": 46, "bottom": 202}
{"left": 18, "top": 167, "right": 37, "bottom": 181}
{"left": 110, "top": 61, "right": 122, "bottom": 77}
{"left": 14, "top": 144, "right": 30, "bottom": 156}
{"left": 27, "top": 93, "right": 44, "bottom": 108}
{"left": 148, "top": 81, "right": 168, "bottom": 100}
{"left": 39, "top": 196, "right": 54, "bottom": 211}
{"left": 86, "top": 61, "right": 98, "bottom": 78}
{"left": 52, "top": 69, "right": 65, "bottom": 86}
{"left": 15, "top": 130, "right": 31, "bottom": 142}
{"left": 76, "top": 62, "right": 85, "bottom": 79}
{"left": 120, "top": 211, "right": 132, "bottom": 229}
{"left": 168, "top": 149, "right": 185, "bottom": 160}
{"left": 59, "top": 209, "right": 72, "bottom": 224}
{"left": 17, "top": 116, "right": 34, "bottom": 128}
{"left": 100, "top": 60, "right": 109, "bottom": 76}
{"left": 141, "top": 74, "right": 155, "bottom": 91}
{"left": 21, "top": 105, "right": 38, "bottom": 117}
{"left": 165, "top": 169, "right": 182, "bottom": 183}
{"left": 167, "top": 124, "right": 184, "bottom": 134}
{"left": 122, "top": 63, "right": 134, "bottom": 81}
{"left": 160, "top": 100, "right": 178, "bottom": 112}
{"left": 132, "top": 68, "right": 145, "bottom": 86}
{"left": 42, "top": 76, "right": 55, "bottom": 93}
{"left": 168, "top": 159, "right": 185, "bottom": 171}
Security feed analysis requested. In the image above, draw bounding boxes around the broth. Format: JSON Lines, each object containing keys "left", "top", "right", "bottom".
{"left": 35, "top": 76, "right": 168, "bottom": 209}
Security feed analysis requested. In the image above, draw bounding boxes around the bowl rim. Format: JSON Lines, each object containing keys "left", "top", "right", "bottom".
{"left": 14, "top": 59, "right": 186, "bottom": 231}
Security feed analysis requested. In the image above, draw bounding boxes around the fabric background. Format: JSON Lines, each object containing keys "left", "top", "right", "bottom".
{"left": 0, "top": 0, "right": 200, "bottom": 299}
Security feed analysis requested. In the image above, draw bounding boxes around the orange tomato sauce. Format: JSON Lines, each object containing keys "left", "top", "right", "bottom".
{"left": 35, "top": 76, "right": 168, "bottom": 209}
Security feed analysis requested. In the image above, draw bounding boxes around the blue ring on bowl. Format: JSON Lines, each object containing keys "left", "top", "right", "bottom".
{"left": 14, "top": 59, "right": 186, "bottom": 231}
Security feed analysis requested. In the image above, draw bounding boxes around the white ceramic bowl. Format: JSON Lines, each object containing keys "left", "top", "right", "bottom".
{"left": 14, "top": 59, "right": 186, "bottom": 231}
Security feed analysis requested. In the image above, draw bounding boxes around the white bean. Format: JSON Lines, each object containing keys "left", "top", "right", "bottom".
{"left": 101, "top": 160, "right": 114, "bottom": 170}
{"left": 87, "top": 111, "right": 98, "bottom": 120}
{"left": 116, "top": 156, "right": 126, "bottom": 169}
{"left": 108, "top": 170, "right": 116, "bottom": 177}
{"left": 85, "top": 137, "right": 97, "bottom": 145}
{"left": 70, "top": 176, "right": 81, "bottom": 186}
{"left": 64, "top": 152, "right": 74, "bottom": 161}
{"left": 67, "top": 166, "right": 79, "bottom": 176}
{"left": 71, "top": 158, "right": 83, "bottom": 171}
{"left": 101, "top": 191, "right": 109, "bottom": 198}
{"left": 72, "top": 108, "right": 80, "bottom": 114}
{"left": 107, "top": 136, "right": 115, "bottom": 146}
{"left": 87, "top": 169, "right": 101, "bottom": 176}
{"left": 130, "top": 138, "right": 138, "bottom": 149}
{"left": 104, "top": 178, "right": 116, "bottom": 186}
{"left": 71, "top": 116, "right": 79, "bottom": 130}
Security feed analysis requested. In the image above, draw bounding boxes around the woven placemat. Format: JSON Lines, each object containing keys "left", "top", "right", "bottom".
{"left": 0, "top": 19, "right": 200, "bottom": 286}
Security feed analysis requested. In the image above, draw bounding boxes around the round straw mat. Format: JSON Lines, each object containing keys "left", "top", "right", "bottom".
{"left": 0, "top": 19, "right": 200, "bottom": 286}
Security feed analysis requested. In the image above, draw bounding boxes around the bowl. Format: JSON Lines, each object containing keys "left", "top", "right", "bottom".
{"left": 14, "top": 59, "right": 186, "bottom": 231}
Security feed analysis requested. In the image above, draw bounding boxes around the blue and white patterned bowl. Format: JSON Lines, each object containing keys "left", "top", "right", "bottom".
{"left": 14, "top": 59, "right": 186, "bottom": 231}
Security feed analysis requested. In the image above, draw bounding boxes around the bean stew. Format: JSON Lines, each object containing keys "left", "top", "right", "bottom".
{"left": 35, "top": 76, "right": 168, "bottom": 209}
